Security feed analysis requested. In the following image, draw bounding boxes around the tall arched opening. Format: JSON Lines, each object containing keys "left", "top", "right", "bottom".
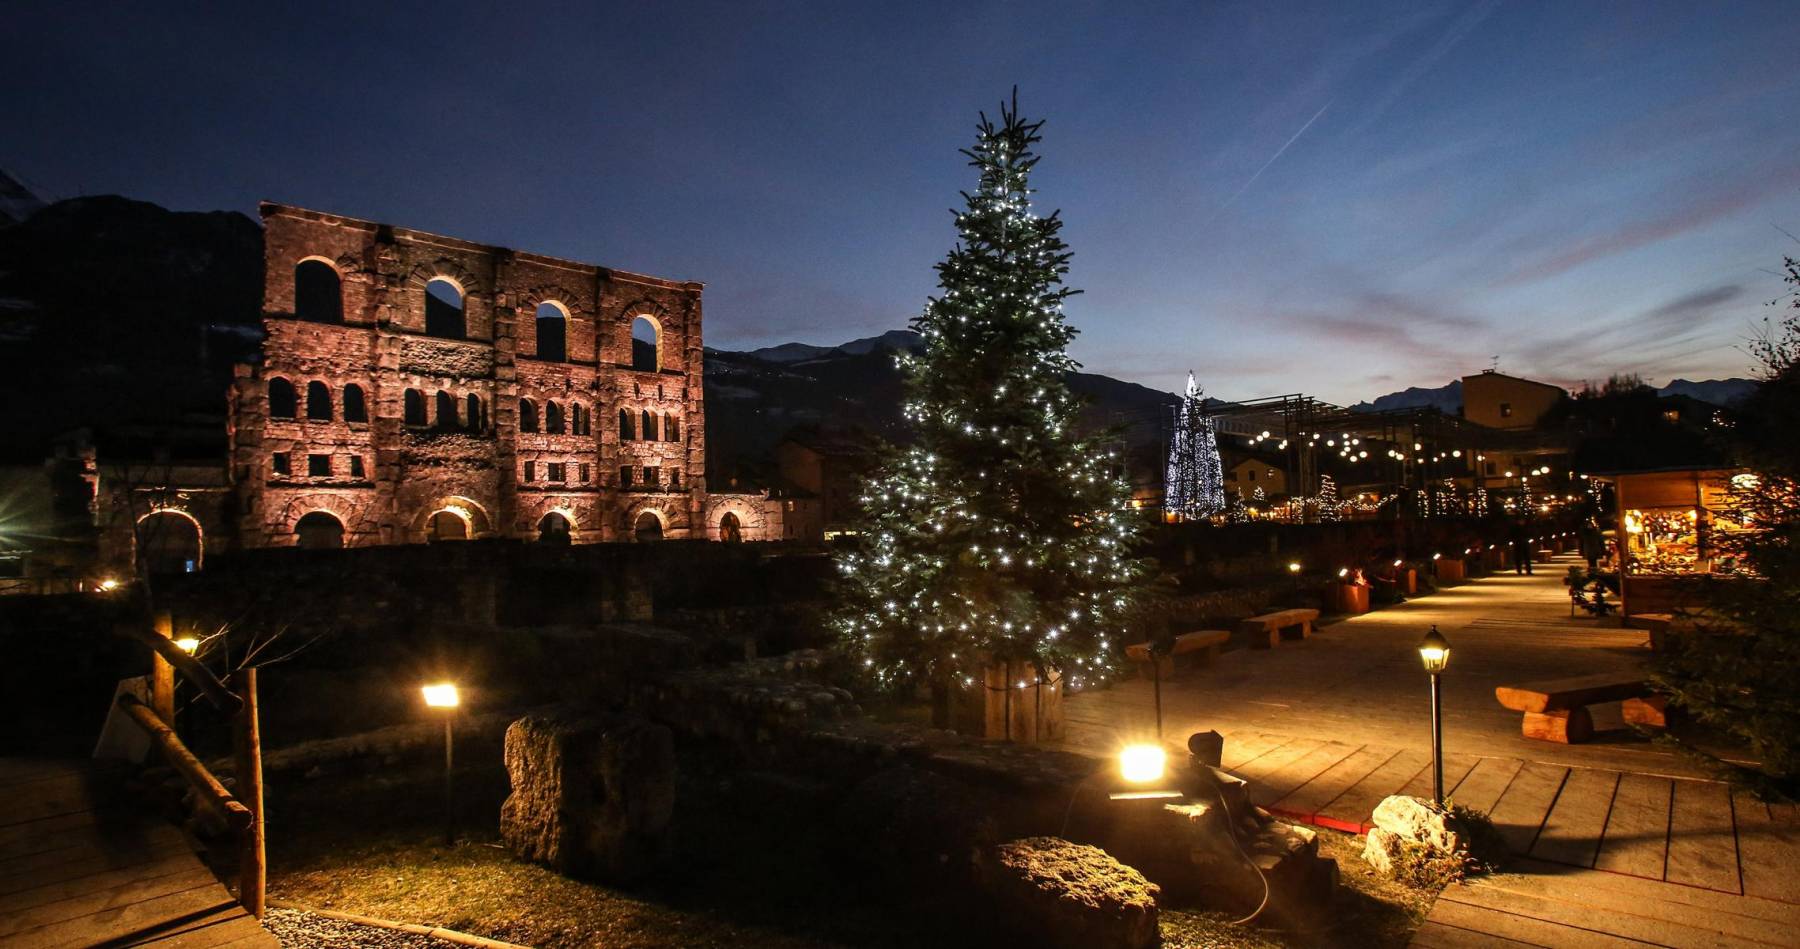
{"left": 295, "top": 511, "right": 345, "bottom": 550}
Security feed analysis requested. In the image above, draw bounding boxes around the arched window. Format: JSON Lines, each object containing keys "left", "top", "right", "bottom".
{"left": 435, "top": 391, "right": 458, "bottom": 429}
{"left": 425, "top": 278, "right": 466, "bottom": 340}
{"left": 295, "top": 511, "right": 345, "bottom": 550}
{"left": 641, "top": 409, "right": 654, "bottom": 438}
{"left": 569, "top": 403, "right": 588, "bottom": 436}
{"left": 294, "top": 260, "right": 343, "bottom": 323}
{"left": 535, "top": 302, "right": 567, "bottom": 362}
{"left": 619, "top": 408, "right": 635, "bottom": 441}
{"left": 404, "top": 389, "right": 427, "bottom": 426}
{"left": 268, "top": 378, "right": 298, "bottom": 418}
{"left": 633, "top": 511, "right": 663, "bottom": 542}
{"left": 546, "top": 401, "right": 564, "bottom": 435}
{"left": 665, "top": 413, "right": 680, "bottom": 442}
{"left": 631, "top": 316, "right": 660, "bottom": 371}
{"left": 538, "top": 512, "right": 572, "bottom": 544}
{"left": 719, "top": 512, "right": 741, "bottom": 543}
{"left": 343, "top": 384, "right": 367, "bottom": 423}
{"left": 519, "top": 398, "right": 538, "bottom": 433}
{"left": 466, "top": 393, "right": 484, "bottom": 432}
{"left": 306, "top": 381, "right": 332, "bottom": 421}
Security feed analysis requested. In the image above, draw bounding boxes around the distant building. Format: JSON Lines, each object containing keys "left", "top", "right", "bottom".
{"left": 1223, "top": 454, "right": 1288, "bottom": 499}
{"left": 1461, "top": 370, "right": 1568, "bottom": 430}
{"left": 775, "top": 428, "right": 874, "bottom": 538}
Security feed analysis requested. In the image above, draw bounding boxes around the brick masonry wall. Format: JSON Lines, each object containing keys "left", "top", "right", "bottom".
{"left": 234, "top": 203, "right": 774, "bottom": 546}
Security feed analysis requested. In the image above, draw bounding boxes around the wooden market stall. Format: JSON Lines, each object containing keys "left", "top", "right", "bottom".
{"left": 1588, "top": 466, "right": 1750, "bottom": 619}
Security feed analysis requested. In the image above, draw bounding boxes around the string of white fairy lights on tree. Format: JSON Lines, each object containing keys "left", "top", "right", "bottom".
{"left": 833, "top": 92, "right": 1150, "bottom": 698}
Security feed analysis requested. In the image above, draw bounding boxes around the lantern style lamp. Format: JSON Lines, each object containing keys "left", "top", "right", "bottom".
{"left": 1418, "top": 626, "right": 1450, "bottom": 804}
{"left": 422, "top": 682, "right": 460, "bottom": 844}
{"left": 175, "top": 636, "right": 200, "bottom": 654}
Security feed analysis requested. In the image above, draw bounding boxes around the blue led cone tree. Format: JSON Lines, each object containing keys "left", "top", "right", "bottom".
{"left": 834, "top": 93, "right": 1150, "bottom": 722}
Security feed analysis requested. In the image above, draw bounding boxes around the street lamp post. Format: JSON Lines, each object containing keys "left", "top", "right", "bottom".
{"left": 1418, "top": 626, "right": 1451, "bottom": 805}
{"left": 422, "top": 683, "right": 460, "bottom": 845}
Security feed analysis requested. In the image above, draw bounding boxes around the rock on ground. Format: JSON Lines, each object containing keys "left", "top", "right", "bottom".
{"left": 500, "top": 711, "right": 674, "bottom": 883}
{"left": 264, "top": 908, "right": 447, "bottom": 948}
{"left": 1371, "top": 795, "right": 1460, "bottom": 853}
{"left": 984, "top": 836, "right": 1161, "bottom": 949}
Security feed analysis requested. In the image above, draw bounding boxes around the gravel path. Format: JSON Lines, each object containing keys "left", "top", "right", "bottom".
{"left": 264, "top": 908, "right": 459, "bottom": 948}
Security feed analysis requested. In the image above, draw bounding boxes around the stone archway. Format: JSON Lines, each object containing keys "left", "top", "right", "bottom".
{"left": 137, "top": 510, "right": 203, "bottom": 575}
{"left": 633, "top": 510, "right": 664, "bottom": 542}
{"left": 429, "top": 510, "right": 469, "bottom": 542}
{"left": 538, "top": 511, "right": 572, "bottom": 544}
{"left": 719, "top": 511, "right": 742, "bottom": 543}
{"left": 295, "top": 511, "right": 345, "bottom": 550}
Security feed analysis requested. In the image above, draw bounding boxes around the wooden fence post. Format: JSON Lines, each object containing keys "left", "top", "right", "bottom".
{"left": 233, "top": 667, "right": 266, "bottom": 918}
{"left": 151, "top": 612, "right": 175, "bottom": 725}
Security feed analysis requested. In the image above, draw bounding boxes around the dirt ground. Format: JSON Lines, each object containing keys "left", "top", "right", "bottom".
{"left": 264, "top": 751, "right": 1438, "bottom": 949}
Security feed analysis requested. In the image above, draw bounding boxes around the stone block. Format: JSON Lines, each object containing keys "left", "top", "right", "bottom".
{"left": 500, "top": 711, "right": 674, "bottom": 883}
{"left": 983, "top": 837, "right": 1160, "bottom": 949}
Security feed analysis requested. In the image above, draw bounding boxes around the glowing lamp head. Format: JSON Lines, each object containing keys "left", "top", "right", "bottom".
{"left": 1418, "top": 626, "right": 1451, "bottom": 673}
{"left": 1432, "top": 552, "right": 1442, "bottom": 560}
{"left": 1337, "top": 567, "right": 1349, "bottom": 578}
{"left": 1118, "top": 744, "right": 1167, "bottom": 785}
{"left": 1287, "top": 561, "right": 1302, "bottom": 574}
{"left": 1393, "top": 559, "right": 1404, "bottom": 567}
{"left": 422, "top": 682, "right": 460, "bottom": 708}
{"left": 98, "top": 578, "right": 121, "bottom": 592}
{"left": 174, "top": 637, "right": 200, "bottom": 654}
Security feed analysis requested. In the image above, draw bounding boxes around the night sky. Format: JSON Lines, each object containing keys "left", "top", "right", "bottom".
{"left": 9, "top": 1, "right": 1798, "bottom": 403}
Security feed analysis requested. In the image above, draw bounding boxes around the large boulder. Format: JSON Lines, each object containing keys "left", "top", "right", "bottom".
{"left": 983, "top": 837, "right": 1161, "bottom": 949}
{"left": 500, "top": 712, "right": 675, "bottom": 883}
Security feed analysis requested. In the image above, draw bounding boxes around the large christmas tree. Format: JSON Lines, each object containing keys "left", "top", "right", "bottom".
{"left": 1164, "top": 372, "right": 1227, "bottom": 519}
{"left": 834, "top": 93, "right": 1149, "bottom": 705}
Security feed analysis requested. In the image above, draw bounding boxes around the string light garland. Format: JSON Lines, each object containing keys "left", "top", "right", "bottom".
{"left": 832, "top": 91, "right": 1150, "bottom": 701}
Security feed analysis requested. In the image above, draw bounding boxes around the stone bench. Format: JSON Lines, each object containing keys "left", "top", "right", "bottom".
{"left": 1241, "top": 608, "right": 1321, "bottom": 649}
{"left": 1494, "top": 673, "right": 1665, "bottom": 743}
{"left": 1123, "top": 629, "right": 1230, "bottom": 679}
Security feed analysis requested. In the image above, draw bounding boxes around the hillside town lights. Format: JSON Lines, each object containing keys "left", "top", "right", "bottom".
{"left": 1418, "top": 626, "right": 1451, "bottom": 805}
{"left": 422, "top": 683, "right": 460, "bottom": 844}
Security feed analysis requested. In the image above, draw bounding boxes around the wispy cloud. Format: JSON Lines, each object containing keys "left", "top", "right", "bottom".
{"left": 1499, "top": 165, "right": 1800, "bottom": 286}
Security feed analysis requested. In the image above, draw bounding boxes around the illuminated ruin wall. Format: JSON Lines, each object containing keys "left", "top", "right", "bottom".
{"left": 232, "top": 203, "right": 754, "bottom": 546}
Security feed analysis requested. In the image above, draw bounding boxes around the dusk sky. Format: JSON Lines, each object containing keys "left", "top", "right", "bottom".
{"left": 10, "top": 1, "right": 1798, "bottom": 404}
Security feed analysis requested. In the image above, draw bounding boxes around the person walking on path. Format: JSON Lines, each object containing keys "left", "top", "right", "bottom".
{"left": 1509, "top": 518, "right": 1534, "bottom": 575}
{"left": 1579, "top": 519, "right": 1603, "bottom": 573}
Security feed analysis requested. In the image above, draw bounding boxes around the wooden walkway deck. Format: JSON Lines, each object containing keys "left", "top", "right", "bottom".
{"left": 1212, "top": 728, "right": 1800, "bottom": 901}
{"left": 0, "top": 759, "right": 277, "bottom": 948}
{"left": 1064, "top": 555, "right": 1800, "bottom": 944}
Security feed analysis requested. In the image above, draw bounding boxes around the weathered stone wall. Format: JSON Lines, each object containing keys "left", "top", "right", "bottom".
{"left": 233, "top": 204, "right": 747, "bottom": 547}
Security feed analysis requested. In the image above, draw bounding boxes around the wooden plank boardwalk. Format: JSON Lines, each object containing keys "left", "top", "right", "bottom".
{"left": 1208, "top": 727, "right": 1800, "bottom": 901}
{"left": 1064, "top": 555, "right": 1799, "bottom": 944}
{"left": 0, "top": 758, "right": 277, "bottom": 948}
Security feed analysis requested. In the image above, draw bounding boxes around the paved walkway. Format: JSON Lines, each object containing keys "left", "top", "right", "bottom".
{"left": 1063, "top": 555, "right": 1799, "bottom": 945}
{"left": 0, "top": 758, "right": 276, "bottom": 948}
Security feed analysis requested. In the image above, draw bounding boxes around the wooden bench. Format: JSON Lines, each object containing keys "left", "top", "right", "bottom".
{"left": 1125, "top": 629, "right": 1230, "bottom": 678}
{"left": 1241, "top": 608, "right": 1321, "bottom": 649}
{"left": 1494, "top": 673, "right": 1666, "bottom": 743}
{"left": 1626, "top": 612, "right": 1675, "bottom": 651}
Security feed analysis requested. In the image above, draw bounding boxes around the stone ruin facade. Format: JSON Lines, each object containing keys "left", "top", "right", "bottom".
{"left": 231, "top": 203, "right": 773, "bottom": 548}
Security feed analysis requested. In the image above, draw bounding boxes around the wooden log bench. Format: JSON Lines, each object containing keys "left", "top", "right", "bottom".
{"left": 1241, "top": 608, "right": 1321, "bottom": 649}
{"left": 1494, "top": 673, "right": 1665, "bottom": 743}
{"left": 1626, "top": 612, "right": 1675, "bottom": 651}
{"left": 1124, "top": 629, "right": 1230, "bottom": 678}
